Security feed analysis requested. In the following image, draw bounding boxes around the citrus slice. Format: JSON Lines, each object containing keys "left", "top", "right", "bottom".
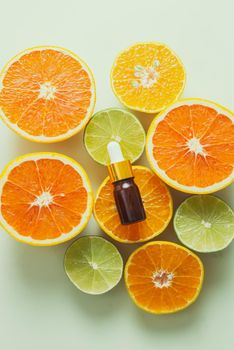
{"left": 146, "top": 98, "right": 234, "bottom": 193}
{"left": 125, "top": 241, "right": 204, "bottom": 314}
{"left": 111, "top": 42, "right": 185, "bottom": 113}
{"left": 64, "top": 236, "right": 123, "bottom": 294}
{"left": 94, "top": 166, "right": 172, "bottom": 243}
{"left": 0, "top": 46, "right": 96, "bottom": 143}
{"left": 174, "top": 195, "right": 234, "bottom": 252}
{"left": 84, "top": 108, "right": 145, "bottom": 165}
{"left": 0, "top": 152, "right": 93, "bottom": 246}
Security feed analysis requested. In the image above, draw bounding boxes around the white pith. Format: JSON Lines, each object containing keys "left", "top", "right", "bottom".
{"left": 187, "top": 137, "right": 206, "bottom": 156}
{"left": 152, "top": 269, "right": 174, "bottom": 288}
{"left": 147, "top": 99, "right": 234, "bottom": 193}
{"left": 113, "top": 135, "right": 121, "bottom": 142}
{"left": 201, "top": 220, "right": 211, "bottom": 228}
{"left": 131, "top": 60, "right": 160, "bottom": 88}
{"left": 32, "top": 192, "right": 53, "bottom": 207}
{"left": 90, "top": 262, "right": 98, "bottom": 270}
{"left": 39, "top": 82, "right": 56, "bottom": 100}
{"left": 0, "top": 153, "right": 93, "bottom": 246}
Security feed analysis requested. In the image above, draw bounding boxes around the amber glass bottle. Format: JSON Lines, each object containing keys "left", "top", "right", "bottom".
{"left": 107, "top": 142, "right": 146, "bottom": 225}
{"left": 113, "top": 177, "right": 146, "bottom": 225}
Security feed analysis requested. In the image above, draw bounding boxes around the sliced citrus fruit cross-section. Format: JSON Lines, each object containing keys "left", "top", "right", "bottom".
{"left": 0, "top": 46, "right": 96, "bottom": 143}
{"left": 84, "top": 108, "right": 145, "bottom": 165}
{"left": 0, "top": 153, "right": 93, "bottom": 246}
{"left": 94, "top": 166, "right": 172, "bottom": 243}
{"left": 174, "top": 195, "right": 234, "bottom": 252}
{"left": 125, "top": 241, "right": 204, "bottom": 314}
{"left": 111, "top": 42, "right": 185, "bottom": 113}
{"left": 64, "top": 236, "right": 123, "bottom": 295}
{"left": 146, "top": 98, "right": 234, "bottom": 193}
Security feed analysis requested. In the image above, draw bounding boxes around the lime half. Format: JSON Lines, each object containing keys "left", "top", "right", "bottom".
{"left": 174, "top": 195, "right": 234, "bottom": 253}
{"left": 64, "top": 236, "right": 123, "bottom": 294}
{"left": 84, "top": 108, "right": 145, "bottom": 165}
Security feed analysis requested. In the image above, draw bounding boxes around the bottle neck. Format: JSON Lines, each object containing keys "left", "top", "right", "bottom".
{"left": 113, "top": 176, "right": 134, "bottom": 184}
{"left": 108, "top": 160, "right": 133, "bottom": 182}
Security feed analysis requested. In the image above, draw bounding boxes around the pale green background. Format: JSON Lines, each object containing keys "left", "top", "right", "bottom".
{"left": 0, "top": 0, "right": 233, "bottom": 349}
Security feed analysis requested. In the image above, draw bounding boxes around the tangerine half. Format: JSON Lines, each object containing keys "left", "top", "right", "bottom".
{"left": 125, "top": 241, "right": 204, "bottom": 314}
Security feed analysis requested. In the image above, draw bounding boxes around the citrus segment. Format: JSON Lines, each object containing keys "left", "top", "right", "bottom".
{"left": 111, "top": 42, "right": 185, "bottom": 113}
{"left": 94, "top": 166, "right": 172, "bottom": 243}
{"left": 125, "top": 241, "right": 204, "bottom": 314}
{"left": 64, "top": 236, "right": 123, "bottom": 294}
{"left": 174, "top": 195, "right": 234, "bottom": 252}
{"left": 0, "top": 46, "right": 95, "bottom": 142}
{"left": 0, "top": 153, "right": 93, "bottom": 245}
{"left": 146, "top": 99, "right": 234, "bottom": 193}
{"left": 84, "top": 108, "right": 145, "bottom": 165}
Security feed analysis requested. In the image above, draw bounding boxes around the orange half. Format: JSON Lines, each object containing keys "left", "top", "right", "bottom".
{"left": 111, "top": 42, "right": 185, "bottom": 113}
{"left": 0, "top": 46, "right": 96, "bottom": 143}
{"left": 94, "top": 166, "right": 172, "bottom": 243}
{"left": 147, "top": 98, "right": 234, "bottom": 193}
{"left": 125, "top": 241, "right": 204, "bottom": 314}
{"left": 0, "top": 153, "right": 93, "bottom": 246}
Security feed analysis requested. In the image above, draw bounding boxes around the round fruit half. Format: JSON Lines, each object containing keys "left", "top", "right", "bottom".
{"left": 94, "top": 166, "right": 172, "bottom": 243}
{"left": 125, "top": 241, "right": 204, "bottom": 314}
{"left": 64, "top": 236, "right": 123, "bottom": 295}
{"left": 0, "top": 46, "right": 96, "bottom": 143}
{"left": 0, "top": 152, "right": 93, "bottom": 246}
{"left": 174, "top": 195, "right": 234, "bottom": 252}
{"left": 146, "top": 98, "right": 234, "bottom": 193}
{"left": 84, "top": 108, "right": 145, "bottom": 165}
{"left": 111, "top": 42, "right": 185, "bottom": 113}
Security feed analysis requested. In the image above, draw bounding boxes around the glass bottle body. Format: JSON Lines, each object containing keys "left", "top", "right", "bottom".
{"left": 113, "top": 177, "right": 146, "bottom": 225}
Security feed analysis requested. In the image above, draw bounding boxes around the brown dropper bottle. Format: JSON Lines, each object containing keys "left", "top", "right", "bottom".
{"left": 107, "top": 141, "right": 146, "bottom": 225}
